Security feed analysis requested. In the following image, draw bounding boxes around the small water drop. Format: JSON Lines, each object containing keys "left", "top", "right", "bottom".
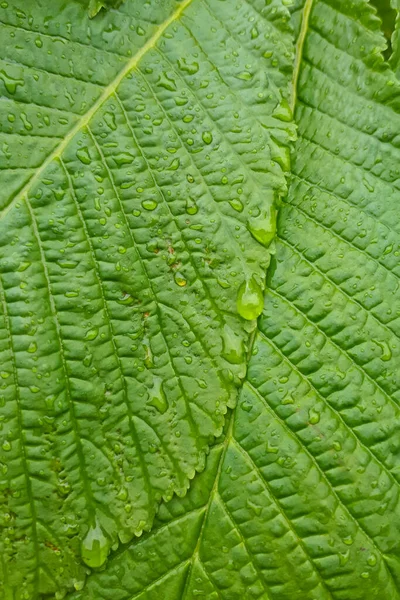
{"left": 236, "top": 277, "right": 263, "bottom": 321}
{"left": 2, "top": 440, "right": 11, "bottom": 452}
{"left": 185, "top": 197, "right": 198, "bottom": 215}
{"left": 308, "top": 408, "right": 320, "bottom": 424}
{"left": 174, "top": 272, "right": 187, "bottom": 287}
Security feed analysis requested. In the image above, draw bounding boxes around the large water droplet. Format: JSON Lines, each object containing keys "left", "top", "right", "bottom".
{"left": 177, "top": 57, "right": 199, "bottom": 74}
{"left": 247, "top": 208, "right": 276, "bottom": 247}
{"left": 272, "top": 98, "right": 293, "bottom": 122}
{"left": 76, "top": 147, "right": 91, "bottom": 165}
{"left": 157, "top": 71, "right": 176, "bottom": 91}
{"left": 237, "top": 277, "right": 264, "bottom": 321}
{"left": 81, "top": 519, "right": 111, "bottom": 568}
{"left": 113, "top": 152, "right": 134, "bottom": 167}
{"left": 147, "top": 377, "right": 168, "bottom": 414}
{"left": 222, "top": 324, "right": 244, "bottom": 364}
{"left": 0, "top": 70, "right": 24, "bottom": 94}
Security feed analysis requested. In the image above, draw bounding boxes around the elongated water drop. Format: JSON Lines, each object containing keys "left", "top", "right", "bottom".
{"left": 0, "top": 70, "right": 24, "bottom": 94}
{"left": 272, "top": 98, "right": 293, "bottom": 122}
{"left": 222, "top": 324, "right": 245, "bottom": 364}
{"left": 81, "top": 520, "right": 111, "bottom": 568}
{"left": 76, "top": 147, "right": 91, "bottom": 165}
{"left": 247, "top": 207, "right": 276, "bottom": 247}
{"left": 147, "top": 377, "right": 168, "bottom": 414}
{"left": 237, "top": 277, "right": 263, "bottom": 320}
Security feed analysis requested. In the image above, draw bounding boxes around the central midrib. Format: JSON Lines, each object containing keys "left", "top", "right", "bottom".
{"left": 0, "top": 0, "right": 194, "bottom": 222}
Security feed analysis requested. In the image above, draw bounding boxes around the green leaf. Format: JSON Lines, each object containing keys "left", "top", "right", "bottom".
{"left": 0, "top": 0, "right": 294, "bottom": 597}
{"left": 87, "top": 0, "right": 126, "bottom": 19}
{"left": 65, "top": 1, "right": 400, "bottom": 598}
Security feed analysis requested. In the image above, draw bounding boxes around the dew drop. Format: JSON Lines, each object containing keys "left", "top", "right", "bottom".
{"left": 104, "top": 111, "right": 117, "bottom": 131}
{"left": 0, "top": 70, "right": 24, "bottom": 94}
{"left": 236, "top": 277, "right": 263, "bottom": 321}
{"left": 247, "top": 208, "right": 276, "bottom": 247}
{"left": 202, "top": 131, "right": 213, "bottom": 145}
{"left": 174, "top": 272, "right": 187, "bottom": 287}
{"left": 76, "top": 146, "right": 91, "bottom": 165}
{"left": 113, "top": 152, "right": 134, "bottom": 167}
{"left": 142, "top": 199, "right": 157, "bottom": 211}
{"left": 185, "top": 197, "right": 198, "bottom": 215}
{"left": 81, "top": 519, "right": 111, "bottom": 569}
{"left": 85, "top": 328, "right": 99, "bottom": 341}
{"left": 221, "top": 324, "right": 244, "bottom": 364}
{"left": 147, "top": 377, "right": 168, "bottom": 414}
{"left": 272, "top": 98, "right": 293, "bottom": 122}
{"left": 229, "top": 198, "right": 243, "bottom": 212}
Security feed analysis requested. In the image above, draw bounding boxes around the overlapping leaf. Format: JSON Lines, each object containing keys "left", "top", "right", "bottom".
{"left": 66, "top": 1, "right": 400, "bottom": 599}
{"left": 0, "top": 0, "right": 295, "bottom": 597}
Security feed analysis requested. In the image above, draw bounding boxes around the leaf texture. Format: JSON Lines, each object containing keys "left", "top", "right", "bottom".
{"left": 0, "top": 0, "right": 294, "bottom": 596}
{"left": 66, "top": 1, "right": 400, "bottom": 599}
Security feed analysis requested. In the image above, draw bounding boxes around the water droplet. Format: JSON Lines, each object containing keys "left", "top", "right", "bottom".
{"left": 271, "top": 137, "right": 291, "bottom": 171}
{"left": 338, "top": 550, "right": 350, "bottom": 566}
{"left": 147, "top": 377, "right": 168, "bottom": 414}
{"left": 35, "top": 37, "right": 43, "bottom": 48}
{"left": 17, "top": 261, "right": 31, "bottom": 272}
{"left": 272, "top": 98, "right": 293, "bottom": 122}
{"left": 142, "top": 199, "right": 157, "bottom": 211}
{"left": 20, "top": 113, "right": 33, "bottom": 131}
{"left": 104, "top": 112, "right": 117, "bottom": 131}
{"left": 174, "top": 272, "right": 187, "bottom": 287}
{"left": 222, "top": 324, "right": 244, "bottom": 364}
{"left": 177, "top": 57, "right": 199, "bottom": 74}
{"left": 251, "top": 27, "right": 259, "bottom": 39}
{"left": 85, "top": 328, "right": 99, "bottom": 341}
{"left": 229, "top": 198, "right": 243, "bottom": 212}
{"left": 157, "top": 71, "right": 176, "bottom": 91}
{"left": 343, "top": 535, "right": 354, "bottom": 546}
{"left": 81, "top": 519, "right": 111, "bottom": 568}
{"left": 185, "top": 197, "right": 198, "bottom": 215}
{"left": 236, "top": 277, "right": 264, "bottom": 321}
{"left": 27, "top": 341, "right": 37, "bottom": 354}
{"left": 247, "top": 208, "right": 276, "bottom": 247}
{"left": 202, "top": 131, "right": 213, "bottom": 145}
{"left": 308, "top": 408, "right": 320, "bottom": 424}
{"left": 236, "top": 71, "right": 253, "bottom": 81}
{"left": 113, "top": 152, "right": 134, "bottom": 167}
{"left": 246, "top": 498, "right": 262, "bottom": 515}
{"left": 76, "top": 147, "right": 91, "bottom": 165}
{"left": 367, "top": 553, "right": 377, "bottom": 566}
{"left": 2, "top": 440, "right": 11, "bottom": 452}
{"left": 374, "top": 340, "right": 392, "bottom": 361}
{"left": 0, "top": 70, "right": 24, "bottom": 94}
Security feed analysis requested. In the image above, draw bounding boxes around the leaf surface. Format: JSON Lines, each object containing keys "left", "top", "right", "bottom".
{"left": 0, "top": 0, "right": 294, "bottom": 596}
{"left": 66, "top": 1, "right": 400, "bottom": 598}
